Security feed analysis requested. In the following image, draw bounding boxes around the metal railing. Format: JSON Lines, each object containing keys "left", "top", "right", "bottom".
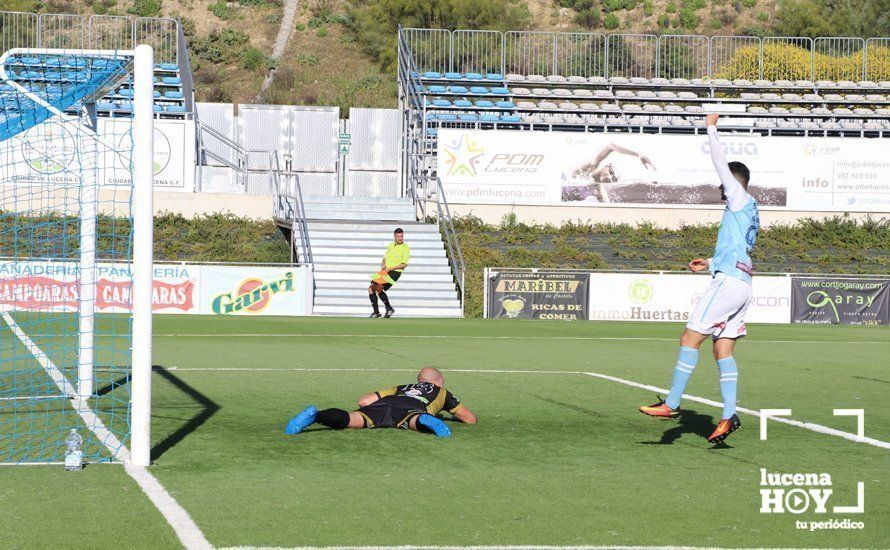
{"left": 399, "top": 27, "right": 890, "bottom": 81}
{"left": 272, "top": 152, "right": 313, "bottom": 265}
{"left": 415, "top": 176, "right": 466, "bottom": 315}
{"left": 1, "top": 11, "right": 179, "bottom": 63}
{"left": 196, "top": 119, "right": 249, "bottom": 188}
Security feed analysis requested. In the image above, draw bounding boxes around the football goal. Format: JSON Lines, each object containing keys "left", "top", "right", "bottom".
{"left": 0, "top": 45, "right": 153, "bottom": 466}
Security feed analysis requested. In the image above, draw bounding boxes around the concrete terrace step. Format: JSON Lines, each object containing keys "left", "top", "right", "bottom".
{"left": 301, "top": 221, "right": 438, "bottom": 233}
{"left": 311, "top": 246, "right": 446, "bottom": 257}
{"left": 311, "top": 255, "right": 446, "bottom": 265}
{"left": 314, "top": 263, "right": 451, "bottom": 273}
{"left": 316, "top": 288, "right": 457, "bottom": 298}
{"left": 308, "top": 238, "right": 445, "bottom": 250}
{"left": 315, "top": 296, "right": 460, "bottom": 308}
{"left": 303, "top": 197, "right": 413, "bottom": 206}
{"left": 316, "top": 280, "right": 457, "bottom": 291}
{"left": 305, "top": 211, "right": 415, "bottom": 222}
{"left": 312, "top": 305, "right": 462, "bottom": 318}
{"left": 314, "top": 272, "right": 455, "bottom": 283}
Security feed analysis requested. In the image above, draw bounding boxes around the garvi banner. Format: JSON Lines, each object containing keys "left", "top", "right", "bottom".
{"left": 438, "top": 129, "right": 890, "bottom": 212}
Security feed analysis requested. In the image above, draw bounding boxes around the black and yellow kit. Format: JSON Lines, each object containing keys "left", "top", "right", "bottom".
{"left": 357, "top": 382, "right": 462, "bottom": 429}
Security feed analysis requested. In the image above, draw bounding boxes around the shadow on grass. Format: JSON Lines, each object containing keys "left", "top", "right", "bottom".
{"left": 150, "top": 365, "right": 220, "bottom": 462}
{"left": 639, "top": 409, "right": 721, "bottom": 446}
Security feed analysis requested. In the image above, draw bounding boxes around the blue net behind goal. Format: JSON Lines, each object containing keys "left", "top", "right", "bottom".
{"left": 0, "top": 50, "right": 138, "bottom": 464}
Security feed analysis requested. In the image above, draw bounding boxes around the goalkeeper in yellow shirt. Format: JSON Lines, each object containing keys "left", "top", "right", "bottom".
{"left": 368, "top": 227, "right": 410, "bottom": 318}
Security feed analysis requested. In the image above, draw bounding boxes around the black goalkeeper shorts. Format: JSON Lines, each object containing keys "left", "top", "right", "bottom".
{"left": 381, "top": 269, "right": 401, "bottom": 291}
{"left": 356, "top": 396, "right": 424, "bottom": 429}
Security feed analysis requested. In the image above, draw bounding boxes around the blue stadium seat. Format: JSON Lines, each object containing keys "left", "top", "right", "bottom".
{"left": 469, "top": 86, "right": 489, "bottom": 95}
{"left": 154, "top": 90, "right": 161, "bottom": 98}
{"left": 119, "top": 88, "right": 134, "bottom": 97}
{"left": 448, "top": 85, "right": 468, "bottom": 94}
{"left": 426, "top": 128, "right": 438, "bottom": 137}
{"left": 426, "top": 113, "right": 437, "bottom": 121}
{"left": 432, "top": 99, "right": 451, "bottom": 107}
{"left": 480, "top": 113, "right": 501, "bottom": 122}
{"left": 161, "top": 76, "right": 181, "bottom": 85}
{"left": 428, "top": 85, "right": 447, "bottom": 93}
{"left": 159, "top": 62, "right": 178, "bottom": 71}
{"left": 465, "top": 72, "right": 483, "bottom": 80}
{"left": 97, "top": 101, "right": 116, "bottom": 111}
{"left": 491, "top": 87, "right": 509, "bottom": 95}
{"left": 475, "top": 100, "right": 494, "bottom": 108}
{"left": 444, "top": 72, "right": 462, "bottom": 79}
{"left": 495, "top": 100, "right": 516, "bottom": 109}
{"left": 154, "top": 104, "right": 165, "bottom": 112}
{"left": 485, "top": 73, "right": 504, "bottom": 81}
{"left": 423, "top": 71, "right": 442, "bottom": 79}
{"left": 436, "top": 114, "right": 458, "bottom": 121}
{"left": 413, "top": 84, "right": 425, "bottom": 93}
{"left": 453, "top": 99, "right": 473, "bottom": 107}
{"left": 165, "top": 105, "right": 186, "bottom": 112}
{"left": 22, "top": 57, "right": 41, "bottom": 66}
{"left": 164, "top": 90, "right": 183, "bottom": 99}
{"left": 500, "top": 115, "right": 522, "bottom": 123}
{"left": 117, "top": 101, "right": 132, "bottom": 111}
{"left": 459, "top": 114, "right": 479, "bottom": 122}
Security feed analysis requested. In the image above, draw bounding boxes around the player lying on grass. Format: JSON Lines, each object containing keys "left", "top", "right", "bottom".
{"left": 285, "top": 367, "right": 477, "bottom": 438}
{"left": 639, "top": 113, "right": 759, "bottom": 445}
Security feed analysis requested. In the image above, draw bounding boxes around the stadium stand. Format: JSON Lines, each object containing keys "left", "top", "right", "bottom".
{"left": 0, "top": 12, "right": 193, "bottom": 119}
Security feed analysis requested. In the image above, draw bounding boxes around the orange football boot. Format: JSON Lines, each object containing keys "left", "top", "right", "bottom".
{"left": 638, "top": 396, "right": 679, "bottom": 419}
{"left": 707, "top": 414, "right": 741, "bottom": 443}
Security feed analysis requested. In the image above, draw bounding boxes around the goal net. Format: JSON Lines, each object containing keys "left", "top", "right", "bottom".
{"left": 0, "top": 46, "right": 154, "bottom": 465}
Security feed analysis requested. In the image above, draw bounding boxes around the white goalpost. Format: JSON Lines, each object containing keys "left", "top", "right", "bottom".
{"left": 0, "top": 45, "right": 154, "bottom": 466}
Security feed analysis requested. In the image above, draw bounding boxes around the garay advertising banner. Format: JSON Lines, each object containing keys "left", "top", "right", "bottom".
{"left": 487, "top": 270, "right": 589, "bottom": 320}
{"left": 438, "top": 129, "right": 890, "bottom": 212}
{"left": 791, "top": 278, "right": 890, "bottom": 325}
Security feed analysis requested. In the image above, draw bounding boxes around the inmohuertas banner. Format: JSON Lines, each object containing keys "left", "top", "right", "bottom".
{"left": 791, "top": 278, "right": 890, "bottom": 325}
{"left": 438, "top": 129, "right": 890, "bottom": 212}
{"left": 0, "top": 262, "right": 312, "bottom": 316}
{"left": 587, "top": 273, "right": 792, "bottom": 324}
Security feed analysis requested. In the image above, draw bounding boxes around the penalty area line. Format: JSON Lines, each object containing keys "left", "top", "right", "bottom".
{"left": 154, "top": 333, "right": 890, "bottom": 345}
{"left": 581, "top": 371, "right": 890, "bottom": 451}
{"left": 0, "top": 313, "right": 212, "bottom": 550}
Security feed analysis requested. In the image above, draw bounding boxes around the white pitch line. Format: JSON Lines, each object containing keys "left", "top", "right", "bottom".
{"left": 164, "top": 365, "right": 890, "bottom": 451}
{"left": 154, "top": 333, "right": 890, "bottom": 345}
{"left": 580, "top": 371, "right": 890, "bottom": 451}
{"left": 0, "top": 395, "right": 66, "bottom": 401}
{"left": 219, "top": 546, "right": 826, "bottom": 550}
{"left": 1, "top": 313, "right": 212, "bottom": 550}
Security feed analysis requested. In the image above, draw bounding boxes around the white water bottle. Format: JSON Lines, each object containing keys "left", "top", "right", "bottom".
{"left": 64, "top": 429, "right": 83, "bottom": 471}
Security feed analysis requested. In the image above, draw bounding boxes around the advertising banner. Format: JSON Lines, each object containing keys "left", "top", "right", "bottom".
{"left": 0, "top": 261, "right": 200, "bottom": 314}
{"left": 0, "top": 118, "right": 196, "bottom": 192}
{"left": 438, "top": 129, "right": 890, "bottom": 212}
{"left": 487, "top": 271, "right": 589, "bottom": 320}
{"left": 587, "top": 272, "right": 791, "bottom": 324}
{"left": 0, "top": 262, "right": 312, "bottom": 316}
{"left": 200, "top": 265, "right": 313, "bottom": 316}
{"left": 791, "top": 278, "right": 890, "bottom": 325}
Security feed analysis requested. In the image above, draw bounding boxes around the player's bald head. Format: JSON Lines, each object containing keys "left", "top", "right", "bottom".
{"left": 418, "top": 366, "right": 445, "bottom": 387}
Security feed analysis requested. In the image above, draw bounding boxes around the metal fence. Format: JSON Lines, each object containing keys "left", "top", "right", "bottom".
{"left": 400, "top": 28, "right": 890, "bottom": 81}
{"left": 1, "top": 11, "right": 178, "bottom": 63}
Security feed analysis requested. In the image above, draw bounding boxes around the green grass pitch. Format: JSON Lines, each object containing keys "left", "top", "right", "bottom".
{"left": 2, "top": 316, "right": 889, "bottom": 549}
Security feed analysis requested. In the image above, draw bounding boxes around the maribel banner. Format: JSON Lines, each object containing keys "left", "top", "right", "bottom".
{"left": 487, "top": 271, "right": 589, "bottom": 320}
{"left": 438, "top": 129, "right": 890, "bottom": 212}
{"left": 791, "top": 278, "right": 890, "bottom": 325}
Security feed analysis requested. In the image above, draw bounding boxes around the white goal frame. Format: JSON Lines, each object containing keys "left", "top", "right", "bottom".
{"left": 0, "top": 45, "right": 154, "bottom": 466}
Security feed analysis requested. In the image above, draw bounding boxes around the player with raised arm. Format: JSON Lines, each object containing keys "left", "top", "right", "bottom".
{"left": 284, "top": 367, "right": 477, "bottom": 439}
{"left": 638, "top": 114, "right": 759, "bottom": 444}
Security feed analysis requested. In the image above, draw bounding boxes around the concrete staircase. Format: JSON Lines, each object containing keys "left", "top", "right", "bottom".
{"left": 293, "top": 197, "right": 462, "bottom": 318}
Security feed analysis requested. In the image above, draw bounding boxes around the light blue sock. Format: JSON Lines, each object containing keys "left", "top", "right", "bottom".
{"left": 665, "top": 346, "right": 699, "bottom": 410}
{"left": 717, "top": 357, "right": 739, "bottom": 419}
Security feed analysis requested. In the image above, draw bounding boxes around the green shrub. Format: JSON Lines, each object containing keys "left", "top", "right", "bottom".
{"left": 757, "top": 10, "right": 769, "bottom": 21}
{"left": 129, "top": 0, "right": 161, "bottom": 17}
{"left": 297, "top": 54, "right": 320, "bottom": 66}
{"left": 240, "top": 47, "right": 266, "bottom": 71}
{"left": 603, "top": 13, "right": 620, "bottom": 29}
{"left": 658, "top": 13, "right": 671, "bottom": 28}
{"left": 316, "top": 26, "right": 328, "bottom": 38}
{"left": 741, "top": 0, "right": 757, "bottom": 7}
{"left": 678, "top": 6, "right": 700, "bottom": 29}
{"left": 295, "top": 22, "right": 306, "bottom": 31}
{"left": 643, "top": 0, "right": 654, "bottom": 16}
{"left": 208, "top": 0, "right": 232, "bottom": 20}
{"left": 665, "top": 1, "right": 676, "bottom": 13}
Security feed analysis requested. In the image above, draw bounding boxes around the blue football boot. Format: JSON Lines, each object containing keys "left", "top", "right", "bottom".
{"left": 285, "top": 405, "right": 318, "bottom": 435}
{"left": 417, "top": 413, "right": 451, "bottom": 438}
